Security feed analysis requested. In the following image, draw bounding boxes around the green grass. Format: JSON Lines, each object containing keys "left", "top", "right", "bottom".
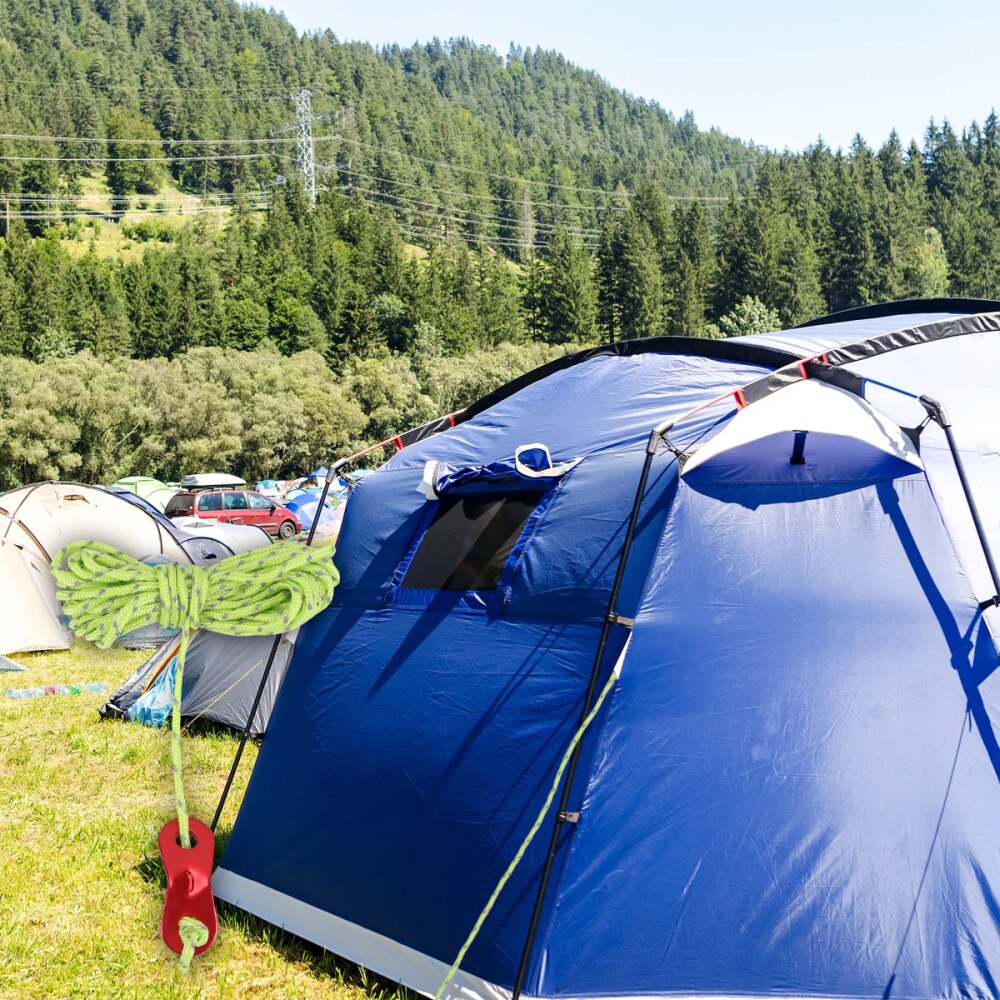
{"left": 0, "top": 643, "right": 408, "bottom": 999}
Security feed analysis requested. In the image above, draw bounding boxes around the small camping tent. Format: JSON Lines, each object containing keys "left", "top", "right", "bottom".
{"left": 215, "top": 300, "right": 1000, "bottom": 999}
{"left": 101, "top": 628, "right": 295, "bottom": 735}
{"left": 108, "top": 476, "right": 177, "bottom": 512}
{"left": 283, "top": 493, "right": 341, "bottom": 534}
{"left": 168, "top": 516, "right": 272, "bottom": 555}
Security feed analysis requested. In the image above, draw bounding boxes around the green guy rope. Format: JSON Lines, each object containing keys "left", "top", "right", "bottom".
{"left": 52, "top": 538, "right": 339, "bottom": 970}
{"left": 177, "top": 915, "right": 209, "bottom": 973}
{"left": 434, "top": 667, "right": 619, "bottom": 1000}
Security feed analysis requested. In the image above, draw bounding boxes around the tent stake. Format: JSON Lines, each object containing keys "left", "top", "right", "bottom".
{"left": 211, "top": 457, "right": 350, "bottom": 833}
{"left": 510, "top": 418, "right": 674, "bottom": 1000}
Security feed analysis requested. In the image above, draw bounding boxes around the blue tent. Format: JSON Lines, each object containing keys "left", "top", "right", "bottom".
{"left": 283, "top": 493, "right": 339, "bottom": 533}
{"left": 216, "top": 300, "right": 1000, "bottom": 998}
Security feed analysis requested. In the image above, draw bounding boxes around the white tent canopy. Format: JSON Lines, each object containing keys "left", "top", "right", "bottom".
{"left": 682, "top": 378, "right": 924, "bottom": 481}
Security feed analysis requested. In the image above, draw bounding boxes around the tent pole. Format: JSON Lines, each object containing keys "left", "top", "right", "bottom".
{"left": 211, "top": 457, "right": 351, "bottom": 833}
{"left": 510, "top": 418, "right": 675, "bottom": 1000}
{"left": 920, "top": 396, "right": 1000, "bottom": 607}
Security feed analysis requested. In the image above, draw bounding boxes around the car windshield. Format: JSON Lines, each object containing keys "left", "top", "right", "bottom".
{"left": 165, "top": 494, "right": 194, "bottom": 516}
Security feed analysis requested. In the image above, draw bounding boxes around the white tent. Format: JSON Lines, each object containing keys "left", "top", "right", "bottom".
{"left": 0, "top": 535, "right": 67, "bottom": 654}
{"left": 169, "top": 516, "right": 272, "bottom": 554}
{"left": 0, "top": 482, "right": 269, "bottom": 656}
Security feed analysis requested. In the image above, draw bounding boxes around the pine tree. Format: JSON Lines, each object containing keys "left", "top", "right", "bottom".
{"left": 596, "top": 211, "right": 621, "bottom": 342}
{"left": 105, "top": 109, "right": 166, "bottom": 196}
{"left": 616, "top": 206, "right": 663, "bottom": 339}
{"left": 475, "top": 250, "right": 525, "bottom": 347}
{"left": 666, "top": 202, "right": 714, "bottom": 335}
{"left": 540, "top": 226, "right": 597, "bottom": 344}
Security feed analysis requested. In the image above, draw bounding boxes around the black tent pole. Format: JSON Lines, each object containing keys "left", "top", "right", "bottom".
{"left": 920, "top": 396, "right": 1000, "bottom": 607}
{"left": 210, "top": 457, "right": 350, "bottom": 833}
{"left": 510, "top": 418, "right": 675, "bottom": 1000}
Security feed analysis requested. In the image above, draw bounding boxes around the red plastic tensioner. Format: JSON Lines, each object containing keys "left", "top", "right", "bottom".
{"left": 158, "top": 817, "right": 219, "bottom": 957}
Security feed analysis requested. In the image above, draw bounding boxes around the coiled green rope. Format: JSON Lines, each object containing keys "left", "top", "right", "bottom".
{"left": 52, "top": 538, "right": 339, "bottom": 969}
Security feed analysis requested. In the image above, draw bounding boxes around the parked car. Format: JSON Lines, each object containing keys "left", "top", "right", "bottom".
{"left": 165, "top": 489, "right": 301, "bottom": 539}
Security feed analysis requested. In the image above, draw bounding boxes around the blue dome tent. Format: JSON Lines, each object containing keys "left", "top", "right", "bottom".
{"left": 215, "top": 300, "right": 1000, "bottom": 999}
{"left": 284, "top": 493, "right": 338, "bottom": 534}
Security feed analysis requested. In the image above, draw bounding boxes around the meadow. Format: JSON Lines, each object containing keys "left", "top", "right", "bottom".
{"left": 0, "top": 643, "right": 404, "bottom": 999}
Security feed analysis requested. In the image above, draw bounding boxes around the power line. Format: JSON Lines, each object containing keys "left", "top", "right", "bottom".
{"left": 0, "top": 192, "right": 250, "bottom": 202}
{"left": 0, "top": 132, "right": 726, "bottom": 204}
{"left": 0, "top": 152, "right": 276, "bottom": 163}
{"left": 326, "top": 136, "right": 726, "bottom": 202}
{"left": 323, "top": 164, "right": 611, "bottom": 213}
{"left": 399, "top": 221, "right": 597, "bottom": 252}
{"left": 331, "top": 134, "right": 626, "bottom": 195}
{"left": 0, "top": 205, "right": 267, "bottom": 220}
{"left": 0, "top": 133, "right": 306, "bottom": 145}
{"left": 347, "top": 184, "right": 601, "bottom": 238}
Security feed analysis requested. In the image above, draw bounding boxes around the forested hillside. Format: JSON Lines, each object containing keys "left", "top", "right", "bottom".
{"left": 1, "top": 0, "right": 1000, "bottom": 487}
{"left": 0, "top": 0, "right": 758, "bottom": 206}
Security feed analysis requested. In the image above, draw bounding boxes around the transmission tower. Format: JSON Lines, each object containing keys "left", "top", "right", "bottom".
{"left": 294, "top": 89, "right": 316, "bottom": 206}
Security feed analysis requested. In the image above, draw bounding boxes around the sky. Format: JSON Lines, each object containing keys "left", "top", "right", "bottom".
{"left": 267, "top": 0, "right": 999, "bottom": 153}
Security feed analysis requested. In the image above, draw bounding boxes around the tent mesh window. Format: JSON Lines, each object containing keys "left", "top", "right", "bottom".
{"left": 402, "top": 489, "right": 546, "bottom": 591}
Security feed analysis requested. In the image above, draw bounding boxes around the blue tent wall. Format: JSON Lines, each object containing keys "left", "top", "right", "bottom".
{"left": 532, "top": 468, "right": 1000, "bottom": 997}
{"left": 215, "top": 309, "right": 1000, "bottom": 998}
{"left": 216, "top": 351, "right": 777, "bottom": 986}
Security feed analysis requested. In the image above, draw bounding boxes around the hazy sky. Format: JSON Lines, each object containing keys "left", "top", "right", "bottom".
{"left": 266, "top": 0, "right": 999, "bottom": 153}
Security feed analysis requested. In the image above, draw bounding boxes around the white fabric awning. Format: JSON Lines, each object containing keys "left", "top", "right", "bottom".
{"left": 682, "top": 379, "right": 923, "bottom": 480}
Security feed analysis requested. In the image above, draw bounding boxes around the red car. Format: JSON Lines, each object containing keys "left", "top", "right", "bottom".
{"left": 165, "top": 489, "right": 301, "bottom": 539}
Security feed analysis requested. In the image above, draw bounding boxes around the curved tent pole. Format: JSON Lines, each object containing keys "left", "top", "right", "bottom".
{"left": 0, "top": 480, "right": 51, "bottom": 552}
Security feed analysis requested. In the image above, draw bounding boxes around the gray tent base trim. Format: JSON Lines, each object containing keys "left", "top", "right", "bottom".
{"left": 0, "top": 653, "right": 26, "bottom": 671}
{"left": 101, "top": 630, "right": 296, "bottom": 737}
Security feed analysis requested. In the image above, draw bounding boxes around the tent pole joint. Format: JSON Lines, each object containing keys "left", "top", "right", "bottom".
{"left": 918, "top": 395, "right": 949, "bottom": 427}
{"left": 605, "top": 611, "right": 634, "bottom": 629}
{"left": 649, "top": 418, "right": 686, "bottom": 459}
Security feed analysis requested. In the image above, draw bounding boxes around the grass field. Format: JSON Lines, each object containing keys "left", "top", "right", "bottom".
{"left": 0, "top": 643, "right": 404, "bottom": 999}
